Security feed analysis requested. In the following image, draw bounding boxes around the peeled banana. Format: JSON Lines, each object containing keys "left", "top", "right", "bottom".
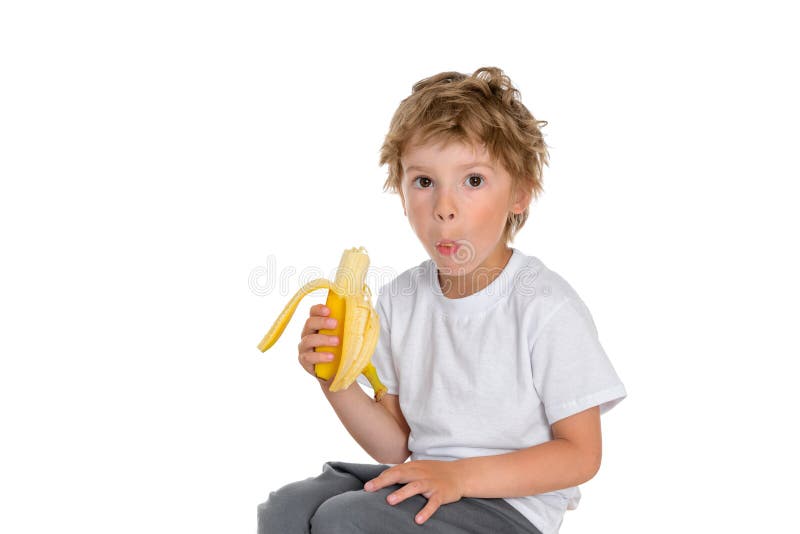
{"left": 257, "top": 246, "right": 388, "bottom": 401}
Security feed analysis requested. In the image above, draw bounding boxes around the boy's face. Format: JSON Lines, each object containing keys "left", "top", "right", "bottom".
{"left": 399, "top": 137, "right": 530, "bottom": 284}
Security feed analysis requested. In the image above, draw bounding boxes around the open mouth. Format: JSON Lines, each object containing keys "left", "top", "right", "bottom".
{"left": 436, "top": 241, "right": 461, "bottom": 256}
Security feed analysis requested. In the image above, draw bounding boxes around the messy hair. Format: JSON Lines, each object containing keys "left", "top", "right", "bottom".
{"left": 379, "top": 66, "right": 549, "bottom": 244}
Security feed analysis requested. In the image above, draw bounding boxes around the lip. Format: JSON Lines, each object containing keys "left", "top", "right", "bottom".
{"left": 435, "top": 239, "right": 461, "bottom": 256}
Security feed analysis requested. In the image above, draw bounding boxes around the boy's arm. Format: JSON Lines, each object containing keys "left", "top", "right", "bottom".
{"left": 378, "top": 393, "right": 412, "bottom": 448}
{"left": 455, "top": 406, "right": 602, "bottom": 498}
{"left": 320, "top": 379, "right": 411, "bottom": 465}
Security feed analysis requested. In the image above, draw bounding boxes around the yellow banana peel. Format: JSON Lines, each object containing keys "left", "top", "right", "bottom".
{"left": 257, "top": 246, "right": 388, "bottom": 401}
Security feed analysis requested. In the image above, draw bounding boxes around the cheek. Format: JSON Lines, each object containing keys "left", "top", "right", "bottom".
{"left": 403, "top": 198, "right": 425, "bottom": 228}
{"left": 465, "top": 204, "right": 508, "bottom": 243}
{"left": 405, "top": 195, "right": 428, "bottom": 216}
{"left": 470, "top": 202, "right": 506, "bottom": 227}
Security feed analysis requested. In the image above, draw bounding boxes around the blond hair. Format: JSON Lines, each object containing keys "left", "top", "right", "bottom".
{"left": 379, "top": 66, "right": 549, "bottom": 244}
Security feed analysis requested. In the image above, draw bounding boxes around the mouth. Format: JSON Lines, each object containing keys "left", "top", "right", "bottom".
{"left": 436, "top": 240, "right": 461, "bottom": 256}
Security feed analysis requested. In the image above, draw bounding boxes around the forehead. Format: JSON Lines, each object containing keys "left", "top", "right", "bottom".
{"left": 401, "top": 136, "right": 493, "bottom": 169}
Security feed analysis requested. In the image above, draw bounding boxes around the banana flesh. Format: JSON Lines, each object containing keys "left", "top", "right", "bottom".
{"left": 257, "top": 247, "right": 388, "bottom": 401}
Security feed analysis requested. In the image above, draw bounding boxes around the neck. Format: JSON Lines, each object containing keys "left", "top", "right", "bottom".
{"left": 437, "top": 247, "right": 513, "bottom": 299}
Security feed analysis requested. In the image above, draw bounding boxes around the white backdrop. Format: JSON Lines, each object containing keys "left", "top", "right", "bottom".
{"left": 2, "top": 1, "right": 798, "bottom": 533}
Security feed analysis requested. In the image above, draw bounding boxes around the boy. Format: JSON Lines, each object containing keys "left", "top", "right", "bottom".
{"left": 258, "top": 66, "right": 626, "bottom": 534}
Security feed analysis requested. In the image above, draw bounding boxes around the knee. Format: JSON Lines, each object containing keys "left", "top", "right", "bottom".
{"left": 311, "top": 488, "right": 402, "bottom": 534}
{"left": 256, "top": 491, "right": 286, "bottom": 534}
{"left": 311, "top": 491, "right": 370, "bottom": 534}
{"left": 309, "top": 492, "right": 348, "bottom": 534}
{"left": 256, "top": 482, "right": 310, "bottom": 534}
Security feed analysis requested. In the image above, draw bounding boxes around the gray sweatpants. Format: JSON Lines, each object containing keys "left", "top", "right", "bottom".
{"left": 257, "top": 460, "right": 543, "bottom": 534}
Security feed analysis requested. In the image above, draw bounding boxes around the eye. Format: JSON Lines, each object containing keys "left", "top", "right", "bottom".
{"left": 412, "top": 176, "right": 433, "bottom": 188}
{"left": 466, "top": 174, "right": 485, "bottom": 188}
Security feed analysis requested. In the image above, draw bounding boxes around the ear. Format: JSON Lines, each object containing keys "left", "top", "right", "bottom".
{"left": 398, "top": 191, "right": 407, "bottom": 216}
{"left": 510, "top": 184, "right": 532, "bottom": 215}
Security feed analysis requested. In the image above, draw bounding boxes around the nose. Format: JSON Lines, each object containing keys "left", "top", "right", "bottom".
{"left": 434, "top": 190, "right": 456, "bottom": 221}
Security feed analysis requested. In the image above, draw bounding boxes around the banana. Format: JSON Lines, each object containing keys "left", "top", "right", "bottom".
{"left": 257, "top": 246, "right": 388, "bottom": 401}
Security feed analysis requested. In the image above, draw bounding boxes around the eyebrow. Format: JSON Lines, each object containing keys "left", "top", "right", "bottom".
{"left": 404, "top": 161, "right": 495, "bottom": 174}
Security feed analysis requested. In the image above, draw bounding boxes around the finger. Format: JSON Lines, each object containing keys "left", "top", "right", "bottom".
{"left": 301, "top": 313, "right": 337, "bottom": 337}
{"left": 386, "top": 480, "right": 424, "bottom": 505}
{"left": 311, "top": 315, "right": 338, "bottom": 336}
{"left": 300, "top": 305, "right": 328, "bottom": 337}
{"left": 364, "top": 467, "right": 400, "bottom": 491}
{"left": 298, "top": 333, "right": 339, "bottom": 354}
{"left": 414, "top": 498, "right": 441, "bottom": 525}
{"left": 297, "top": 332, "right": 338, "bottom": 353}
{"left": 299, "top": 350, "right": 335, "bottom": 369}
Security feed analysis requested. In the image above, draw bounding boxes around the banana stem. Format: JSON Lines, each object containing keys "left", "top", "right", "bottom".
{"left": 362, "top": 363, "right": 388, "bottom": 402}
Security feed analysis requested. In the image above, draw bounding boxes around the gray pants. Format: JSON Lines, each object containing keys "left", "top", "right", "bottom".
{"left": 257, "top": 460, "right": 543, "bottom": 534}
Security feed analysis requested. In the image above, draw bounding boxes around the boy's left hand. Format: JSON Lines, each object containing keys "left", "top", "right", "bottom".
{"left": 363, "top": 460, "right": 464, "bottom": 525}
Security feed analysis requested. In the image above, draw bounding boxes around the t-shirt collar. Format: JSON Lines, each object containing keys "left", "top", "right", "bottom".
{"left": 425, "top": 247, "right": 529, "bottom": 315}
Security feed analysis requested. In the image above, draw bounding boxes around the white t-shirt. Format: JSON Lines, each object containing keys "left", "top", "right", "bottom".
{"left": 357, "top": 247, "right": 627, "bottom": 534}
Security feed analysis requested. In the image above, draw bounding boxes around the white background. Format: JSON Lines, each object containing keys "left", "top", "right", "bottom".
{"left": 1, "top": 1, "right": 798, "bottom": 532}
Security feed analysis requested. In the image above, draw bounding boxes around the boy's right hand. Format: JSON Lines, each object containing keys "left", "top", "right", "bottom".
{"left": 297, "top": 304, "right": 339, "bottom": 382}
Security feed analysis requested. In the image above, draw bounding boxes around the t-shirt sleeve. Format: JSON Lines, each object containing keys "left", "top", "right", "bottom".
{"left": 531, "top": 297, "right": 627, "bottom": 425}
{"left": 356, "top": 286, "right": 399, "bottom": 396}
